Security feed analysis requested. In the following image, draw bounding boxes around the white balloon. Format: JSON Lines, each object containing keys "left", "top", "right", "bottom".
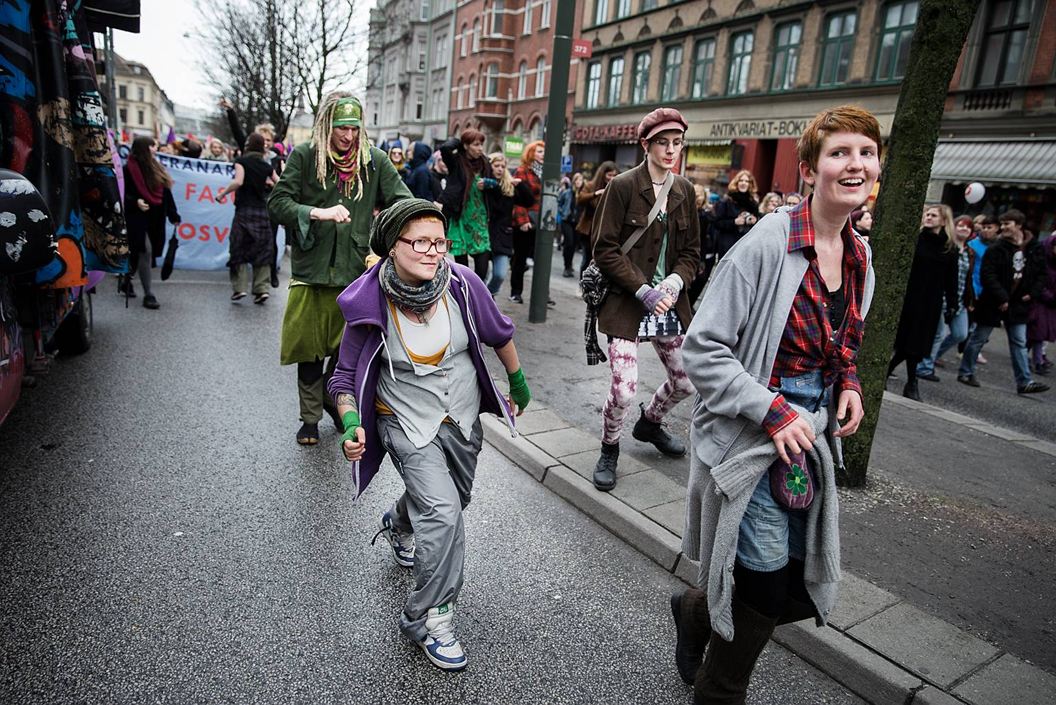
{"left": 964, "top": 182, "right": 986, "bottom": 204}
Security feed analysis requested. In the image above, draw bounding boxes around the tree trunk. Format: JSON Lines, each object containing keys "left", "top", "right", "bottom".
{"left": 839, "top": 0, "right": 979, "bottom": 486}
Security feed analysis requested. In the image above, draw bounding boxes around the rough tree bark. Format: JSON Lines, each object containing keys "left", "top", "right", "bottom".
{"left": 840, "top": 0, "right": 980, "bottom": 486}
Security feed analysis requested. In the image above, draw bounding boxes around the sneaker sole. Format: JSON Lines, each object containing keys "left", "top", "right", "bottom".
{"left": 418, "top": 642, "right": 467, "bottom": 671}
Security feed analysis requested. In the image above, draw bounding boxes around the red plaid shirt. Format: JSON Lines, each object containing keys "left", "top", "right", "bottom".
{"left": 762, "top": 197, "right": 868, "bottom": 436}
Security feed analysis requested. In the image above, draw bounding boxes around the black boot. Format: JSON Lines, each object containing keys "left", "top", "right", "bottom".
{"left": 632, "top": 403, "right": 686, "bottom": 457}
{"left": 672, "top": 588, "right": 712, "bottom": 684}
{"left": 693, "top": 598, "right": 778, "bottom": 705}
{"left": 902, "top": 378, "right": 921, "bottom": 402}
{"left": 593, "top": 442, "right": 619, "bottom": 491}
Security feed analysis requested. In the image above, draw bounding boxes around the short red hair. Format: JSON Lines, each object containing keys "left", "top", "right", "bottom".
{"left": 797, "top": 105, "right": 882, "bottom": 171}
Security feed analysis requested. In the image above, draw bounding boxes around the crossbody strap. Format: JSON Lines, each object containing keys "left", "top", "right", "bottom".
{"left": 619, "top": 171, "right": 674, "bottom": 254}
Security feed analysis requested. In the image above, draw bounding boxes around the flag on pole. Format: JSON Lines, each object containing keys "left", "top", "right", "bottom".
{"left": 165, "top": 126, "right": 176, "bottom": 144}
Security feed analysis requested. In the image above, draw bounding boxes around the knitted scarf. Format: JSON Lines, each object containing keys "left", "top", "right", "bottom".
{"left": 531, "top": 160, "right": 543, "bottom": 178}
{"left": 380, "top": 256, "right": 451, "bottom": 313}
{"left": 328, "top": 145, "right": 360, "bottom": 199}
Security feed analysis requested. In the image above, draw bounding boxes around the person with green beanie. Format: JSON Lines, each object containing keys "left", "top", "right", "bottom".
{"left": 327, "top": 198, "right": 529, "bottom": 672}
{"left": 268, "top": 91, "right": 411, "bottom": 445}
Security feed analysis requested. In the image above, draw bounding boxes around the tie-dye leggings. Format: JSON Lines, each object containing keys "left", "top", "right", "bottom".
{"left": 602, "top": 335, "right": 694, "bottom": 445}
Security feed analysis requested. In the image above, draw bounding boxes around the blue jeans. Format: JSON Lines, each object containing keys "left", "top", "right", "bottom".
{"left": 917, "top": 308, "right": 969, "bottom": 376}
{"left": 487, "top": 254, "right": 510, "bottom": 295}
{"left": 737, "top": 370, "right": 829, "bottom": 572}
{"left": 959, "top": 322, "right": 1033, "bottom": 388}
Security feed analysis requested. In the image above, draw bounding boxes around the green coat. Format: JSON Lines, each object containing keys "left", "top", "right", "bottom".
{"left": 268, "top": 142, "right": 411, "bottom": 287}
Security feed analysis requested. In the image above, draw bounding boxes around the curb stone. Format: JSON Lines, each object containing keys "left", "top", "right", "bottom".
{"left": 483, "top": 404, "right": 1056, "bottom": 704}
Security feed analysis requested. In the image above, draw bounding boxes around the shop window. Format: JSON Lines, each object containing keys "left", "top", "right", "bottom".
{"left": 586, "top": 61, "right": 602, "bottom": 108}
{"left": 818, "top": 10, "right": 857, "bottom": 87}
{"left": 726, "top": 30, "right": 753, "bottom": 96}
{"left": 535, "top": 57, "right": 546, "bottom": 97}
{"left": 875, "top": 1, "right": 917, "bottom": 81}
{"left": 661, "top": 45, "right": 682, "bottom": 101}
{"left": 490, "top": 0, "right": 505, "bottom": 35}
{"left": 691, "top": 38, "right": 715, "bottom": 98}
{"left": 975, "top": 0, "right": 1033, "bottom": 87}
{"left": 518, "top": 61, "right": 528, "bottom": 99}
{"left": 769, "top": 21, "right": 801, "bottom": 91}
{"left": 632, "top": 50, "right": 651, "bottom": 103}
{"left": 608, "top": 56, "right": 625, "bottom": 106}
{"left": 594, "top": 0, "right": 609, "bottom": 25}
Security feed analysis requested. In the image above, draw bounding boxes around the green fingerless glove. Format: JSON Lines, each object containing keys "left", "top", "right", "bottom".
{"left": 340, "top": 410, "right": 362, "bottom": 444}
{"left": 507, "top": 368, "right": 531, "bottom": 411}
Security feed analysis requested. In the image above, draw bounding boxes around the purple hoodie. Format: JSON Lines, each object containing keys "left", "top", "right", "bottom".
{"left": 327, "top": 261, "right": 517, "bottom": 497}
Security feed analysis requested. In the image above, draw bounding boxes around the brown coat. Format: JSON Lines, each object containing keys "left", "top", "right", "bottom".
{"left": 591, "top": 161, "right": 700, "bottom": 340}
{"left": 575, "top": 186, "right": 602, "bottom": 236}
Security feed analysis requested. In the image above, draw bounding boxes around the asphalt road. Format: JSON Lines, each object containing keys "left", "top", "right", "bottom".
{"left": 0, "top": 269, "right": 864, "bottom": 704}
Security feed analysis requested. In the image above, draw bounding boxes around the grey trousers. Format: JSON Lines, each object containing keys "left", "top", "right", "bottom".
{"left": 376, "top": 414, "right": 482, "bottom": 641}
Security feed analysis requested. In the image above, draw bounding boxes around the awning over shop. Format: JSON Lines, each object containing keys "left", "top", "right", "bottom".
{"left": 930, "top": 139, "right": 1056, "bottom": 187}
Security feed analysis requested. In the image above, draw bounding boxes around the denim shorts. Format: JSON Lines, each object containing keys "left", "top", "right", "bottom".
{"left": 736, "top": 370, "right": 829, "bottom": 572}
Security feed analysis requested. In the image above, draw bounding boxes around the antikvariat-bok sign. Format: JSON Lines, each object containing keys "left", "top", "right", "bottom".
{"left": 156, "top": 154, "right": 285, "bottom": 271}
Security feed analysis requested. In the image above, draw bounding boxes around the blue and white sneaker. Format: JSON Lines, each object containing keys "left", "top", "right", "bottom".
{"left": 418, "top": 603, "right": 466, "bottom": 671}
{"left": 371, "top": 509, "right": 414, "bottom": 567}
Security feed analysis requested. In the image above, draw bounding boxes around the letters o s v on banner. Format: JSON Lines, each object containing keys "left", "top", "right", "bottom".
{"left": 156, "top": 154, "right": 285, "bottom": 271}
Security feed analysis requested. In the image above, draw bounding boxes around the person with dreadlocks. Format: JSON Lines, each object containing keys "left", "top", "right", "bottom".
{"left": 268, "top": 92, "right": 411, "bottom": 446}
{"left": 327, "top": 198, "right": 531, "bottom": 672}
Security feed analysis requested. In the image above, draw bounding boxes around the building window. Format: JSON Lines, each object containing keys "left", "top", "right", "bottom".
{"left": 460, "top": 23, "right": 468, "bottom": 57}
{"left": 586, "top": 61, "right": 602, "bottom": 108}
{"left": 137, "top": 86, "right": 144, "bottom": 102}
{"left": 976, "top": 0, "right": 1033, "bottom": 87}
{"left": 594, "top": 0, "right": 608, "bottom": 25}
{"left": 632, "top": 50, "right": 651, "bottom": 103}
{"left": 421, "top": 0, "right": 430, "bottom": 20}
{"left": 419, "top": 51, "right": 427, "bottom": 70}
{"left": 691, "top": 38, "right": 715, "bottom": 98}
{"left": 455, "top": 78, "right": 464, "bottom": 109}
{"left": 491, "top": 0, "right": 505, "bottom": 34}
{"left": 641, "top": 0, "right": 657, "bottom": 9}
{"left": 616, "top": 0, "right": 631, "bottom": 18}
{"left": 875, "top": 1, "right": 917, "bottom": 81}
{"left": 416, "top": 99, "right": 424, "bottom": 119}
{"left": 434, "top": 33, "right": 448, "bottom": 67}
{"left": 472, "top": 18, "right": 481, "bottom": 52}
{"left": 118, "top": 84, "right": 127, "bottom": 99}
{"left": 468, "top": 74, "right": 477, "bottom": 107}
{"left": 485, "top": 63, "right": 500, "bottom": 98}
{"left": 770, "top": 21, "right": 801, "bottom": 91}
{"left": 523, "top": 0, "right": 533, "bottom": 34}
{"left": 818, "top": 10, "right": 857, "bottom": 87}
{"left": 540, "top": 0, "right": 551, "bottom": 28}
{"left": 726, "top": 30, "right": 753, "bottom": 95}
{"left": 137, "top": 109, "right": 144, "bottom": 125}
{"left": 119, "top": 107, "right": 127, "bottom": 123}
{"left": 661, "top": 45, "right": 682, "bottom": 100}
{"left": 535, "top": 57, "right": 546, "bottom": 96}
{"left": 608, "top": 56, "right": 625, "bottom": 106}
{"left": 518, "top": 61, "right": 528, "bottom": 99}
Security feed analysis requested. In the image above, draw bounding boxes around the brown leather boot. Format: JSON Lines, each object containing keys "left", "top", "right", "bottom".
{"left": 693, "top": 597, "right": 778, "bottom": 705}
{"left": 671, "top": 588, "right": 712, "bottom": 684}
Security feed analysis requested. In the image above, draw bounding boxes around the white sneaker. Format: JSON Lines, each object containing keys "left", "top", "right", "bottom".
{"left": 372, "top": 510, "right": 414, "bottom": 567}
{"left": 418, "top": 603, "right": 467, "bottom": 671}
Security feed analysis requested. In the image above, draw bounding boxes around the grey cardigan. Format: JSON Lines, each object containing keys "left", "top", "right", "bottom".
{"left": 680, "top": 207, "right": 874, "bottom": 640}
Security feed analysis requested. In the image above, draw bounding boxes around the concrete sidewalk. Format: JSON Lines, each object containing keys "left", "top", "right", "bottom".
{"left": 480, "top": 392, "right": 1056, "bottom": 705}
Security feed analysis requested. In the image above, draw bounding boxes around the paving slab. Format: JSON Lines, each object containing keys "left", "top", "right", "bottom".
{"left": 848, "top": 602, "right": 999, "bottom": 689}
{"left": 481, "top": 415, "right": 559, "bottom": 481}
{"left": 774, "top": 622, "right": 923, "bottom": 705}
{"left": 611, "top": 469, "right": 686, "bottom": 511}
{"left": 953, "top": 654, "right": 1056, "bottom": 705}
{"left": 542, "top": 465, "right": 682, "bottom": 572}
{"left": 528, "top": 426, "right": 601, "bottom": 458}
{"left": 643, "top": 498, "right": 686, "bottom": 537}
{"left": 513, "top": 409, "right": 571, "bottom": 435}
{"left": 913, "top": 686, "right": 968, "bottom": 705}
{"left": 964, "top": 423, "right": 1037, "bottom": 442}
{"left": 917, "top": 407, "right": 982, "bottom": 427}
{"left": 828, "top": 572, "right": 902, "bottom": 631}
{"left": 559, "top": 448, "right": 651, "bottom": 480}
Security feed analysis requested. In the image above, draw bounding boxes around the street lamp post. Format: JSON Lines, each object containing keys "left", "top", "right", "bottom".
{"left": 528, "top": 0, "right": 575, "bottom": 323}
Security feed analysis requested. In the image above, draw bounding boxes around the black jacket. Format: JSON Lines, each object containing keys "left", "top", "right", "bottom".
{"left": 894, "top": 228, "right": 959, "bottom": 358}
{"left": 123, "top": 165, "right": 179, "bottom": 263}
{"left": 487, "top": 181, "right": 535, "bottom": 256}
{"left": 711, "top": 193, "right": 759, "bottom": 258}
{"left": 403, "top": 143, "right": 435, "bottom": 200}
{"left": 976, "top": 235, "right": 1046, "bottom": 327}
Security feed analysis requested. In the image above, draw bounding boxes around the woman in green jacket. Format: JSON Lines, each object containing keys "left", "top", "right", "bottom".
{"left": 268, "top": 92, "right": 411, "bottom": 445}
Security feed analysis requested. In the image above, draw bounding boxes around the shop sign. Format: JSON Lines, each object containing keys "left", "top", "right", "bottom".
{"left": 571, "top": 123, "right": 639, "bottom": 143}
{"left": 706, "top": 118, "right": 809, "bottom": 139}
{"left": 504, "top": 136, "right": 525, "bottom": 158}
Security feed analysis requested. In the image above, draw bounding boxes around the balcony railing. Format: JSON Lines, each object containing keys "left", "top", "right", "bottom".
{"left": 961, "top": 87, "right": 1014, "bottom": 111}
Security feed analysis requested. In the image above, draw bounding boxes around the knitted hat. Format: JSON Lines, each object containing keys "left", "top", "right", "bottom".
{"left": 369, "top": 198, "right": 447, "bottom": 256}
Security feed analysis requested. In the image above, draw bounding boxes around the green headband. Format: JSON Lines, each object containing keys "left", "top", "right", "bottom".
{"left": 332, "top": 98, "right": 362, "bottom": 127}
